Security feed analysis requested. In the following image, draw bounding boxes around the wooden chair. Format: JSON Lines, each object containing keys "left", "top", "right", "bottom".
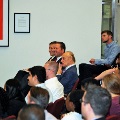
{"left": 72, "top": 78, "right": 79, "bottom": 91}
{"left": 46, "top": 97, "right": 65, "bottom": 119}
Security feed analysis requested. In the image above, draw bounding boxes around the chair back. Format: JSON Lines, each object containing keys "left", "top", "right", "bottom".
{"left": 46, "top": 97, "right": 65, "bottom": 119}
{"left": 106, "top": 115, "right": 120, "bottom": 120}
{"left": 72, "top": 79, "right": 79, "bottom": 91}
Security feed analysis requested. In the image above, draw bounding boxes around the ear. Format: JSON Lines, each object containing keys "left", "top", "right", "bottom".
{"left": 30, "top": 101, "right": 36, "bottom": 104}
{"left": 34, "top": 75, "right": 38, "bottom": 81}
{"left": 86, "top": 103, "right": 93, "bottom": 112}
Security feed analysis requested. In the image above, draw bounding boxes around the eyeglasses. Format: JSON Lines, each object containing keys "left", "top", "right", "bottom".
{"left": 80, "top": 99, "right": 88, "bottom": 104}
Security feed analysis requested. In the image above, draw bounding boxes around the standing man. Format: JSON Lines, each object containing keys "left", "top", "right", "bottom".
{"left": 81, "top": 85, "right": 111, "bottom": 120}
{"left": 44, "top": 61, "right": 64, "bottom": 102}
{"left": 79, "top": 30, "right": 120, "bottom": 81}
{"left": 47, "top": 41, "right": 57, "bottom": 61}
{"left": 54, "top": 41, "right": 66, "bottom": 64}
{"left": 57, "top": 51, "right": 78, "bottom": 94}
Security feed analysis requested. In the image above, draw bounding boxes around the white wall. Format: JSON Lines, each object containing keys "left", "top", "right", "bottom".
{"left": 0, "top": 0, "right": 102, "bottom": 87}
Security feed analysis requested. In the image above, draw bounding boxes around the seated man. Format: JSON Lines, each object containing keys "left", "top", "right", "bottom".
{"left": 44, "top": 61, "right": 64, "bottom": 102}
{"left": 81, "top": 85, "right": 111, "bottom": 120}
{"left": 25, "top": 66, "right": 53, "bottom": 103}
{"left": 27, "top": 86, "right": 57, "bottom": 120}
{"left": 57, "top": 51, "right": 78, "bottom": 94}
{"left": 79, "top": 30, "right": 120, "bottom": 81}
{"left": 17, "top": 104, "right": 45, "bottom": 120}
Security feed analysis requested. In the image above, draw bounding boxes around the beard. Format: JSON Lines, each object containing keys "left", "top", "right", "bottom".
{"left": 102, "top": 39, "right": 109, "bottom": 43}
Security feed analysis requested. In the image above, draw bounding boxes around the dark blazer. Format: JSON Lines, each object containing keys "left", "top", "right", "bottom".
{"left": 57, "top": 65, "right": 78, "bottom": 94}
{"left": 95, "top": 117, "right": 105, "bottom": 120}
{"left": 47, "top": 56, "right": 57, "bottom": 62}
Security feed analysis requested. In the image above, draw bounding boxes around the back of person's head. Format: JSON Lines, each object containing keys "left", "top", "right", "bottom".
{"left": 17, "top": 104, "right": 45, "bottom": 120}
{"left": 81, "top": 77, "right": 100, "bottom": 91}
{"left": 84, "top": 85, "right": 111, "bottom": 116}
{"left": 68, "top": 90, "right": 84, "bottom": 113}
{"left": 28, "top": 66, "right": 46, "bottom": 83}
{"left": 102, "top": 73, "right": 120, "bottom": 95}
{"left": 101, "top": 30, "right": 113, "bottom": 38}
{"left": 0, "top": 87, "right": 9, "bottom": 114}
{"left": 29, "top": 86, "right": 49, "bottom": 109}
{"left": 45, "top": 61, "right": 58, "bottom": 74}
{"left": 4, "top": 78, "right": 21, "bottom": 100}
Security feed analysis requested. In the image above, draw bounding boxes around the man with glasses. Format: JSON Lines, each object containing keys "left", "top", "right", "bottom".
{"left": 81, "top": 85, "right": 111, "bottom": 120}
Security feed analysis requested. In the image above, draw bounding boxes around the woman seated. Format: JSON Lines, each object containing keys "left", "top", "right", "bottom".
{"left": 4, "top": 78, "right": 26, "bottom": 117}
{"left": 101, "top": 73, "right": 120, "bottom": 115}
{"left": 61, "top": 90, "right": 84, "bottom": 120}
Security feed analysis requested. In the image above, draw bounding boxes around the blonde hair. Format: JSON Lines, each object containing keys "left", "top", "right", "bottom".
{"left": 102, "top": 74, "right": 120, "bottom": 95}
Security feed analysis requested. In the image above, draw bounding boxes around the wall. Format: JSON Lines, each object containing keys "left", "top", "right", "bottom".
{"left": 0, "top": 0, "right": 102, "bottom": 87}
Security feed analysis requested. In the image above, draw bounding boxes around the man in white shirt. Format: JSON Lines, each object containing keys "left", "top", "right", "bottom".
{"left": 44, "top": 61, "right": 64, "bottom": 102}
{"left": 25, "top": 66, "right": 53, "bottom": 103}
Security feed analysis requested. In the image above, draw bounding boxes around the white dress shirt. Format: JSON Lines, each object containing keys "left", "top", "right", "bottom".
{"left": 44, "top": 110, "right": 57, "bottom": 120}
{"left": 61, "top": 111, "right": 83, "bottom": 120}
{"left": 25, "top": 83, "right": 53, "bottom": 103}
{"left": 45, "top": 77, "right": 64, "bottom": 102}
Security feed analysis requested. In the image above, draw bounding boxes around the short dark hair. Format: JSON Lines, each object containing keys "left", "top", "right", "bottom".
{"left": 57, "top": 41, "right": 66, "bottom": 52}
{"left": 49, "top": 41, "right": 57, "bottom": 45}
{"left": 84, "top": 85, "right": 111, "bottom": 116}
{"left": 69, "top": 90, "right": 84, "bottom": 113}
{"left": 29, "top": 87, "right": 49, "bottom": 109}
{"left": 28, "top": 66, "right": 46, "bottom": 83}
{"left": 18, "top": 104, "right": 45, "bottom": 120}
{"left": 81, "top": 77, "right": 100, "bottom": 90}
{"left": 101, "top": 30, "right": 113, "bottom": 37}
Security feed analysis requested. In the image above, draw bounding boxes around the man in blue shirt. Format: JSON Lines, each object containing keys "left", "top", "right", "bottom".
{"left": 79, "top": 30, "right": 120, "bottom": 82}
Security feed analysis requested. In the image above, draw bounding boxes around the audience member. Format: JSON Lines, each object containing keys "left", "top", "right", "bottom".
{"left": 44, "top": 61, "right": 64, "bottom": 102}
{"left": 47, "top": 41, "right": 57, "bottom": 61}
{"left": 54, "top": 41, "right": 66, "bottom": 64}
{"left": 61, "top": 90, "right": 84, "bottom": 120}
{"left": 17, "top": 104, "right": 45, "bottom": 120}
{"left": 101, "top": 73, "right": 120, "bottom": 115}
{"left": 79, "top": 30, "right": 120, "bottom": 81}
{"left": 81, "top": 77, "right": 100, "bottom": 91}
{"left": 81, "top": 85, "right": 111, "bottom": 120}
{"left": 57, "top": 51, "right": 78, "bottom": 94}
{"left": 25, "top": 66, "right": 53, "bottom": 103}
{"left": 14, "top": 70, "right": 31, "bottom": 98}
{"left": 27, "top": 86, "right": 57, "bottom": 120}
{"left": 4, "top": 78, "right": 25, "bottom": 117}
{"left": 0, "top": 87, "right": 9, "bottom": 118}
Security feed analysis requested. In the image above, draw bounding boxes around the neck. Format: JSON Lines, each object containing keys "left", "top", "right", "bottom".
{"left": 86, "top": 113, "right": 103, "bottom": 120}
{"left": 106, "top": 39, "right": 113, "bottom": 44}
{"left": 46, "top": 75, "right": 55, "bottom": 80}
{"left": 111, "top": 93, "right": 119, "bottom": 98}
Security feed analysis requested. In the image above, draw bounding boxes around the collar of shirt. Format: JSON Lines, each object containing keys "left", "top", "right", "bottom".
{"left": 45, "top": 77, "right": 58, "bottom": 84}
{"left": 56, "top": 56, "right": 61, "bottom": 62}
{"left": 35, "top": 83, "right": 45, "bottom": 87}
{"left": 106, "top": 41, "right": 114, "bottom": 48}
{"left": 64, "top": 64, "right": 76, "bottom": 71}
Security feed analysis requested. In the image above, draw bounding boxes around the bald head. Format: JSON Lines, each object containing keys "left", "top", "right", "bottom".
{"left": 61, "top": 51, "right": 76, "bottom": 67}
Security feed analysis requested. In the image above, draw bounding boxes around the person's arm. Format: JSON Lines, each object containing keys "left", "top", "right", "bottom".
{"left": 95, "top": 68, "right": 115, "bottom": 80}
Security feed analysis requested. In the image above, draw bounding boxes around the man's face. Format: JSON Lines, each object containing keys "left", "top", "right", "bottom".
{"left": 54, "top": 43, "right": 64, "bottom": 57}
{"left": 27, "top": 72, "right": 35, "bottom": 86}
{"left": 81, "top": 92, "right": 88, "bottom": 119}
{"left": 101, "top": 33, "right": 111, "bottom": 43}
{"left": 49, "top": 44, "right": 56, "bottom": 56}
{"left": 61, "top": 53, "right": 71, "bottom": 67}
{"left": 65, "top": 95, "right": 73, "bottom": 111}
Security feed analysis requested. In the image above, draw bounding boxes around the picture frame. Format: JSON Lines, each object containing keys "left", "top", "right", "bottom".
{"left": 14, "top": 13, "right": 30, "bottom": 33}
{"left": 0, "top": 0, "right": 9, "bottom": 47}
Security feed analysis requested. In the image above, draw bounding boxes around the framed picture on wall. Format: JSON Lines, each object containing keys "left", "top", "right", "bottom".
{"left": 0, "top": 0, "right": 9, "bottom": 47}
{"left": 14, "top": 13, "right": 30, "bottom": 33}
